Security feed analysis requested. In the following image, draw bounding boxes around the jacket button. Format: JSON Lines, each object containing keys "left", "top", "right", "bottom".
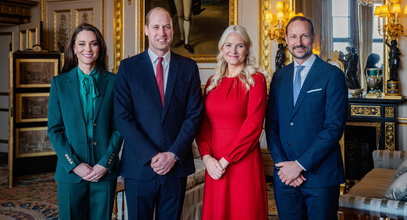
{"left": 93, "top": 141, "right": 97, "bottom": 146}
{"left": 290, "top": 122, "right": 294, "bottom": 126}
{"left": 93, "top": 122, "right": 97, "bottom": 127}
{"left": 160, "top": 138, "right": 164, "bottom": 143}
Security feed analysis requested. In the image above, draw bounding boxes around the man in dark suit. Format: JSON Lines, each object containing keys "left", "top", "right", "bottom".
{"left": 114, "top": 7, "right": 203, "bottom": 220}
{"left": 266, "top": 16, "right": 347, "bottom": 220}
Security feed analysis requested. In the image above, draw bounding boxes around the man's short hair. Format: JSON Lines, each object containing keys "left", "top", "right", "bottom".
{"left": 285, "top": 16, "right": 314, "bottom": 36}
{"left": 145, "top": 7, "right": 172, "bottom": 26}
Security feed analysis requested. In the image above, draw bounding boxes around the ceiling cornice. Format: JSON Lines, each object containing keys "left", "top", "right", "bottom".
{"left": 0, "top": 0, "right": 38, "bottom": 25}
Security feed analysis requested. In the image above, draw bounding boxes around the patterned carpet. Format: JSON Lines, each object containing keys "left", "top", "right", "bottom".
{"left": 0, "top": 165, "right": 278, "bottom": 220}
{"left": 0, "top": 165, "right": 59, "bottom": 219}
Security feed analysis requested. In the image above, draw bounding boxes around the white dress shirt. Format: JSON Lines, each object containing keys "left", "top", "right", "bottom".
{"left": 148, "top": 48, "right": 171, "bottom": 93}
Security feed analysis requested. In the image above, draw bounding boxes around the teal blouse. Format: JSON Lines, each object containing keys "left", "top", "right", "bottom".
{"left": 77, "top": 67, "right": 99, "bottom": 140}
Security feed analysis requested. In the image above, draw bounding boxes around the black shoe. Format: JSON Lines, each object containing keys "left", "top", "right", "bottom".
{"left": 174, "top": 40, "right": 184, "bottom": 47}
{"left": 184, "top": 44, "right": 194, "bottom": 54}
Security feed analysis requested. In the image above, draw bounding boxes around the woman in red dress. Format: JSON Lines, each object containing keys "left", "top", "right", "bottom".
{"left": 196, "top": 25, "right": 268, "bottom": 220}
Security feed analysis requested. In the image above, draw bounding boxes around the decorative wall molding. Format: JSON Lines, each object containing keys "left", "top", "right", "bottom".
{"left": 42, "top": 0, "right": 103, "bottom": 52}
{"left": 0, "top": 0, "right": 37, "bottom": 25}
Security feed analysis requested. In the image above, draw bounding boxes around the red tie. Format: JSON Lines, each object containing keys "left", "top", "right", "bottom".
{"left": 156, "top": 57, "right": 164, "bottom": 107}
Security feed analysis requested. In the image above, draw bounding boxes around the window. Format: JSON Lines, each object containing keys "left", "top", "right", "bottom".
{"left": 332, "top": 1, "right": 384, "bottom": 67}
{"left": 332, "top": 0, "right": 351, "bottom": 53}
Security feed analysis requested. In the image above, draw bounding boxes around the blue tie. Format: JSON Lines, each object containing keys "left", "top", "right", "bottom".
{"left": 293, "top": 65, "right": 305, "bottom": 105}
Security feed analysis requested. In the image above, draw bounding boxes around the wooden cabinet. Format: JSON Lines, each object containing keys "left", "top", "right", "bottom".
{"left": 8, "top": 51, "right": 62, "bottom": 188}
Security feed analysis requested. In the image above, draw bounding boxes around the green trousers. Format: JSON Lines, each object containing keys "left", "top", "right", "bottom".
{"left": 57, "top": 179, "right": 116, "bottom": 220}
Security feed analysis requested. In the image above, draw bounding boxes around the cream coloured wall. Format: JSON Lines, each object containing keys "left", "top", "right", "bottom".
{"left": 396, "top": 1, "right": 407, "bottom": 150}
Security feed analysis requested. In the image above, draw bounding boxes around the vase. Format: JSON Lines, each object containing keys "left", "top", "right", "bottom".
{"left": 366, "top": 68, "right": 381, "bottom": 98}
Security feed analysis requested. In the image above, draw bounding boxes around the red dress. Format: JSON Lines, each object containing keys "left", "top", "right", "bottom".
{"left": 197, "top": 73, "right": 268, "bottom": 220}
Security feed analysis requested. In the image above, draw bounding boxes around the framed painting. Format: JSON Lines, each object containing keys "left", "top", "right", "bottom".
{"left": 15, "top": 127, "right": 55, "bottom": 158}
{"left": 139, "top": 0, "right": 237, "bottom": 62}
{"left": 15, "top": 58, "right": 58, "bottom": 88}
{"left": 16, "top": 93, "right": 49, "bottom": 123}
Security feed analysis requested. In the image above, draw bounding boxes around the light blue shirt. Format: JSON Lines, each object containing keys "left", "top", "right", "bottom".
{"left": 148, "top": 48, "right": 171, "bottom": 93}
{"left": 293, "top": 54, "right": 317, "bottom": 86}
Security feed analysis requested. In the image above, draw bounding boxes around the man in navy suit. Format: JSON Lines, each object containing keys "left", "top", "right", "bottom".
{"left": 114, "top": 7, "right": 203, "bottom": 220}
{"left": 266, "top": 16, "right": 347, "bottom": 220}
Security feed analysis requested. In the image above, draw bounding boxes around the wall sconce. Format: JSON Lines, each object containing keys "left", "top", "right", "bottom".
{"left": 374, "top": 0, "right": 406, "bottom": 38}
{"left": 264, "top": 0, "right": 302, "bottom": 43}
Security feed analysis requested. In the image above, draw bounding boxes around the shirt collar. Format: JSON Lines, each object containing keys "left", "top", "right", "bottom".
{"left": 148, "top": 48, "right": 171, "bottom": 64}
{"left": 294, "top": 54, "right": 316, "bottom": 68}
{"left": 77, "top": 66, "right": 98, "bottom": 77}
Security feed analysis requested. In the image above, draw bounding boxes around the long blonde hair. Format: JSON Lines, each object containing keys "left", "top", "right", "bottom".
{"left": 206, "top": 25, "right": 266, "bottom": 93}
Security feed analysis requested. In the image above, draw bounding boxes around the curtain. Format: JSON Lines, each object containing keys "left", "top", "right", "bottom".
{"left": 298, "top": 0, "right": 333, "bottom": 61}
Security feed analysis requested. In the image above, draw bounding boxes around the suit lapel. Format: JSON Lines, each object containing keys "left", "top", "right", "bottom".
{"left": 67, "top": 67, "right": 86, "bottom": 124}
{"left": 94, "top": 68, "right": 108, "bottom": 121}
{"left": 290, "top": 56, "right": 323, "bottom": 119}
{"left": 162, "top": 53, "right": 179, "bottom": 120}
{"left": 141, "top": 52, "right": 163, "bottom": 112}
{"left": 282, "top": 64, "right": 295, "bottom": 114}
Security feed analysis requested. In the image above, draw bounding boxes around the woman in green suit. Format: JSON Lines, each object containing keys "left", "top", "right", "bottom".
{"left": 48, "top": 23, "right": 122, "bottom": 220}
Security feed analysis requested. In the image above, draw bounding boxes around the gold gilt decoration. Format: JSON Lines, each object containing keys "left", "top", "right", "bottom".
{"left": 384, "top": 122, "right": 395, "bottom": 151}
{"left": 0, "top": 0, "right": 37, "bottom": 24}
{"left": 385, "top": 106, "right": 395, "bottom": 118}
{"left": 113, "top": 0, "right": 123, "bottom": 73}
{"left": 350, "top": 105, "right": 381, "bottom": 117}
{"left": 259, "top": 0, "right": 272, "bottom": 73}
{"left": 75, "top": 8, "right": 94, "bottom": 27}
{"left": 53, "top": 10, "right": 71, "bottom": 52}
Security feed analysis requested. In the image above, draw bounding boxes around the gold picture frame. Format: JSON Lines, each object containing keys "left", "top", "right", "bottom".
{"left": 139, "top": 0, "right": 237, "bottom": 63}
{"left": 16, "top": 93, "right": 49, "bottom": 123}
{"left": 15, "top": 58, "right": 58, "bottom": 88}
{"left": 15, "top": 127, "right": 55, "bottom": 158}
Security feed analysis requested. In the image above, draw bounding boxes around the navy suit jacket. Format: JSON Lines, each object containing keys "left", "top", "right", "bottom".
{"left": 265, "top": 56, "right": 347, "bottom": 187}
{"left": 114, "top": 51, "right": 203, "bottom": 180}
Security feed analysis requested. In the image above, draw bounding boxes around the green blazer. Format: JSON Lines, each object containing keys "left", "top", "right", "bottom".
{"left": 48, "top": 67, "right": 123, "bottom": 183}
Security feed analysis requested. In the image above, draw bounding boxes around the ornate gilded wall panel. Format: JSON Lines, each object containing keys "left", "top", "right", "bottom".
{"left": 350, "top": 105, "right": 381, "bottom": 117}
{"left": 75, "top": 8, "right": 94, "bottom": 27}
{"left": 385, "top": 122, "right": 395, "bottom": 151}
{"left": 53, "top": 9, "right": 71, "bottom": 52}
{"left": 42, "top": 0, "right": 103, "bottom": 53}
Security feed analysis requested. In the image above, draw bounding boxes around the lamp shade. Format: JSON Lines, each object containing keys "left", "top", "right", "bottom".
{"left": 381, "top": 5, "right": 390, "bottom": 15}
{"left": 404, "top": 4, "right": 407, "bottom": 14}
{"left": 390, "top": 4, "right": 401, "bottom": 13}
{"left": 276, "top": 1, "right": 284, "bottom": 11}
{"left": 374, "top": 6, "right": 381, "bottom": 16}
{"left": 277, "top": 11, "right": 284, "bottom": 20}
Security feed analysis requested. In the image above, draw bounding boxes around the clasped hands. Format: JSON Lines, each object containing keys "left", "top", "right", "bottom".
{"left": 73, "top": 163, "right": 107, "bottom": 182}
{"left": 276, "top": 161, "right": 306, "bottom": 187}
{"left": 202, "top": 155, "right": 229, "bottom": 180}
{"left": 150, "top": 152, "right": 177, "bottom": 175}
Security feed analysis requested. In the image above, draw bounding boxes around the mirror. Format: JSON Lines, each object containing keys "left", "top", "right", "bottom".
{"left": 332, "top": 0, "right": 385, "bottom": 95}
{"left": 259, "top": 0, "right": 388, "bottom": 95}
